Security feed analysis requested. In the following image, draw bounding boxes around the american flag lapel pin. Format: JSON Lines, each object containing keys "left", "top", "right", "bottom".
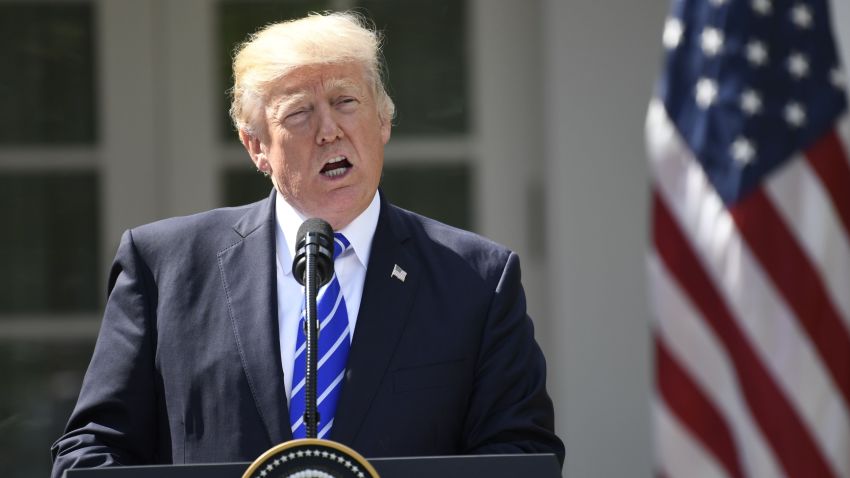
{"left": 391, "top": 264, "right": 407, "bottom": 282}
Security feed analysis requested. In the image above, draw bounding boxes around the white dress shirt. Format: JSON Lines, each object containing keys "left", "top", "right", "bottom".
{"left": 275, "top": 190, "right": 380, "bottom": 405}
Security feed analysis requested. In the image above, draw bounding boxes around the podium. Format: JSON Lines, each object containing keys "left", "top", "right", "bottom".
{"left": 63, "top": 453, "right": 561, "bottom": 478}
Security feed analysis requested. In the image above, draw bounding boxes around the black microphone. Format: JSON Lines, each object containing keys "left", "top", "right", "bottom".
{"left": 292, "top": 218, "right": 334, "bottom": 287}
{"left": 291, "top": 218, "right": 334, "bottom": 439}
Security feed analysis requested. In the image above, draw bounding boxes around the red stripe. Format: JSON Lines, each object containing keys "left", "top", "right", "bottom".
{"left": 804, "top": 129, "right": 850, "bottom": 238}
{"left": 656, "top": 335, "right": 744, "bottom": 478}
{"left": 652, "top": 190, "right": 834, "bottom": 478}
{"left": 731, "top": 189, "right": 850, "bottom": 408}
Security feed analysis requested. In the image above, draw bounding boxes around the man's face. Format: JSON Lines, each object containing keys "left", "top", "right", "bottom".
{"left": 252, "top": 63, "right": 391, "bottom": 229}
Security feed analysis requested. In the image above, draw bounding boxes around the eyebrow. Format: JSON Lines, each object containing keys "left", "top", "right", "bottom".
{"left": 323, "top": 77, "right": 363, "bottom": 95}
{"left": 271, "top": 92, "right": 310, "bottom": 118}
{"left": 270, "top": 77, "right": 364, "bottom": 119}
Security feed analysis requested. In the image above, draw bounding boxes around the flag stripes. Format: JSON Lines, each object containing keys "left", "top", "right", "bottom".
{"left": 649, "top": 252, "right": 784, "bottom": 478}
{"left": 656, "top": 336, "right": 745, "bottom": 478}
{"left": 765, "top": 153, "right": 850, "bottom": 322}
{"left": 655, "top": 398, "right": 732, "bottom": 478}
{"left": 804, "top": 130, "right": 850, "bottom": 237}
{"left": 730, "top": 188, "right": 850, "bottom": 409}
{"left": 652, "top": 188, "right": 836, "bottom": 477}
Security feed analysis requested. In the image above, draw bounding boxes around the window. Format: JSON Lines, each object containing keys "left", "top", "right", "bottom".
{"left": 0, "top": 3, "right": 99, "bottom": 315}
{"left": 0, "top": 3, "right": 97, "bottom": 144}
{"left": 381, "top": 163, "right": 472, "bottom": 230}
{"left": 0, "top": 173, "right": 100, "bottom": 313}
{"left": 0, "top": 340, "right": 95, "bottom": 478}
{"left": 0, "top": 4, "right": 99, "bottom": 476}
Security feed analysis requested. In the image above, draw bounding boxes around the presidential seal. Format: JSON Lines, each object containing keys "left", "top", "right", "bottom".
{"left": 242, "top": 439, "right": 380, "bottom": 478}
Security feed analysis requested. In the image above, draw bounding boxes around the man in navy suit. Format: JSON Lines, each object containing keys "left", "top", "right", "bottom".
{"left": 51, "top": 12, "right": 564, "bottom": 476}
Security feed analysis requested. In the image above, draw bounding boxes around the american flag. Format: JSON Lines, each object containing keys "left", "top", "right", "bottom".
{"left": 646, "top": 0, "right": 850, "bottom": 476}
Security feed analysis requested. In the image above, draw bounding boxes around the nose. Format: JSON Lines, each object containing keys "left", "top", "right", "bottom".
{"left": 315, "top": 105, "right": 343, "bottom": 145}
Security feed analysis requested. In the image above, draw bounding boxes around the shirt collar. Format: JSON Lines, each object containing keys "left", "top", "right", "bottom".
{"left": 275, "top": 190, "right": 381, "bottom": 275}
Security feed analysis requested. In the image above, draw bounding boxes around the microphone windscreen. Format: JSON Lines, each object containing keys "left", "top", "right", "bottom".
{"left": 293, "top": 218, "right": 334, "bottom": 286}
{"left": 296, "top": 218, "right": 334, "bottom": 248}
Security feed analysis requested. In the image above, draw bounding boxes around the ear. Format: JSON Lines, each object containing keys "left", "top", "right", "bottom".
{"left": 380, "top": 117, "right": 391, "bottom": 145}
{"left": 239, "top": 130, "right": 265, "bottom": 169}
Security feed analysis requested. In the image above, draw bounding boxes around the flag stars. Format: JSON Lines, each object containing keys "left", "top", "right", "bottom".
{"left": 695, "top": 78, "right": 718, "bottom": 108}
{"left": 740, "top": 89, "right": 763, "bottom": 115}
{"left": 752, "top": 0, "right": 772, "bottom": 15}
{"left": 746, "top": 40, "right": 769, "bottom": 67}
{"left": 663, "top": 17, "right": 684, "bottom": 50}
{"left": 791, "top": 3, "right": 813, "bottom": 29}
{"left": 731, "top": 137, "right": 756, "bottom": 165}
{"left": 701, "top": 27, "right": 724, "bottom": 57}
{"left": 787, "top": 51, "right": 810, "bottom": 79}
{"left": 784, "top": 101, "right": 806, "bottom": 127}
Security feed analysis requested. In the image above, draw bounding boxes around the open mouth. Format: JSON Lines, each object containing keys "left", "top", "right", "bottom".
{"left": 320, "top": 156, "right": 352, "bottom": 178}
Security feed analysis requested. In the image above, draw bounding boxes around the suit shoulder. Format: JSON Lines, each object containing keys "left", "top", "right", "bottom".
{"left": 390, "top": 205, "right": 513, "bottom": 278}
{"left": 127, "top": 200, "right": 265, "bottom": 259}
{"left": 134, "top": 204, "right": 251, "bottom": 235}
{"left": 131, "top": 204, "right": 251, "bottom": 241}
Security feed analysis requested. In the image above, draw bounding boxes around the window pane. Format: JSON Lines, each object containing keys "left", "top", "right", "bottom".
{"left": 222, "top": 167, "right": 274, "bottom": 207}
{"left": 363, "top": 0, "right": 468, "bottom": 135}
{"left": 215, "top": 0, "right": 468, "bottom": 140}
{"left": 0, "top": 340, "right": 94, "bottom": 478}
{"left": 0, "top": 3, "right": 96, "bottom": 144}
{"left": 0, "top": 172, "right": 100, "bottom": 313}
{"left": 381, "top": 162, "right": 472, "bottom": 231}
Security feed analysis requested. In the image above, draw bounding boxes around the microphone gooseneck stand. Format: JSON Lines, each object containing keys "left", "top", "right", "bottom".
{"left": 292, "top": 218, "right": 334, "bottom": 438}
{"left": 242, "top": 218, "right": 379, "bottom": 478}
{"left": 303, "top": 236, "right": 321, "bottom": 439}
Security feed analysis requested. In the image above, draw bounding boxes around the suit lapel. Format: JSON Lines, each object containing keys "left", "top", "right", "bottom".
{"left": 332, "top": 200, "right": 421, "bottom": 444}
{"left": 217, "top": 190, "right": 291, "bottom": 445}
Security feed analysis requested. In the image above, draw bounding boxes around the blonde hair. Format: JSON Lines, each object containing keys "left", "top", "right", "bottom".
{"left": 229, "top": 11, "right": 395, "bottom": 137}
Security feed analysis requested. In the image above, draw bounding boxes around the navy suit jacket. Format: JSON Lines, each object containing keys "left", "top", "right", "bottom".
{"left": 51, "top": 191, "right": 564, "bottom": 476}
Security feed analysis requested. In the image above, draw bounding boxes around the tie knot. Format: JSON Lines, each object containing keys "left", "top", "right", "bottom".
{"left": 333, "top": 233, "right": 350, "bottom": 260}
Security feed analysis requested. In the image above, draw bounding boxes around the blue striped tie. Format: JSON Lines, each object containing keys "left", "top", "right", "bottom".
{"left": 289, "top": 233, "right": 351, "bottom": 439}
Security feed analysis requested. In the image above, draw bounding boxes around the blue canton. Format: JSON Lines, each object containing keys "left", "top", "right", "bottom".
{"left": 658, "top": 0, "right": 847, "bottom": 205}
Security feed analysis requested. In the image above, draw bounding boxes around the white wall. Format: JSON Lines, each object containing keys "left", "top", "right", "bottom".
{"left": 832, "top": 0, "right": 850, "bottom": 76}
{"left": 834, "top": 1, "right": 850, "bottom": 149}
{"left": 541, "top": 1, "right": 668, "bottom": 476}
{"left": 471, "top": 0, "right": 546, "bottom": 326}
